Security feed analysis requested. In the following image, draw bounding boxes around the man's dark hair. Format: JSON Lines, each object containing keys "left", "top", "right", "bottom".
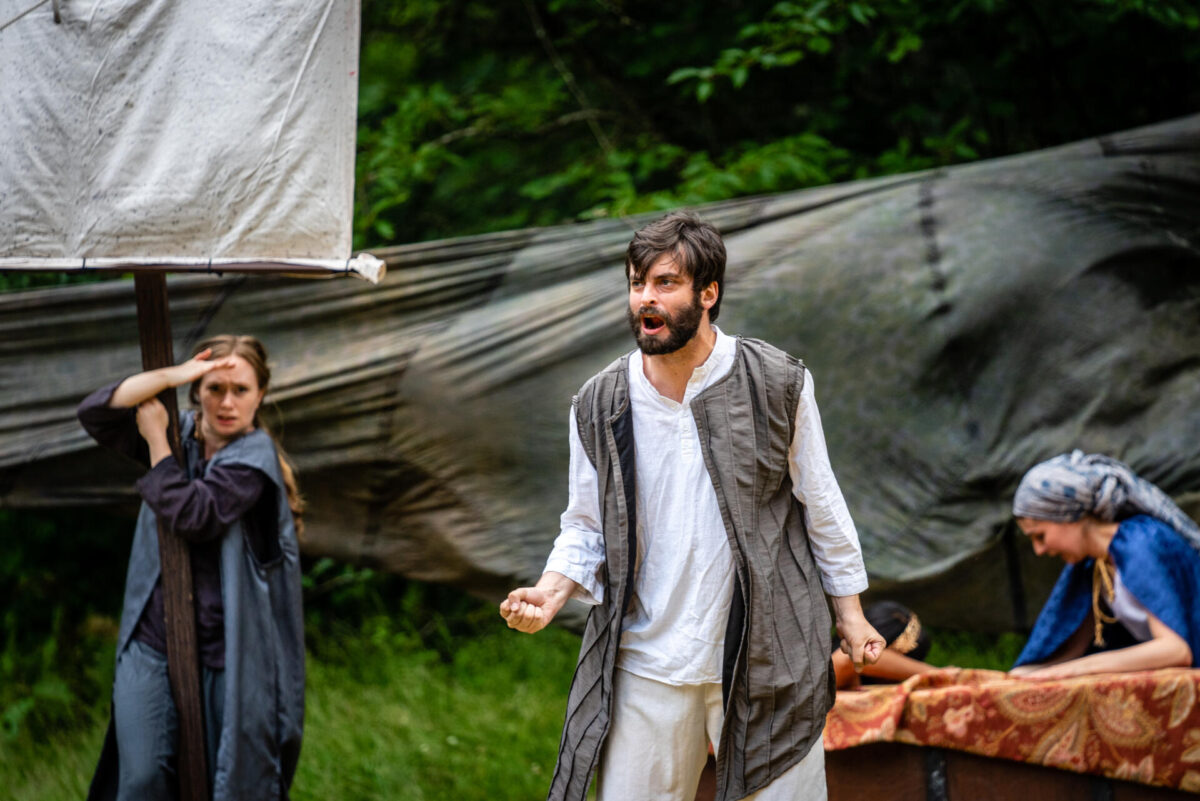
{"left": 626, "top": 211, "right": 727, "bottom": 322}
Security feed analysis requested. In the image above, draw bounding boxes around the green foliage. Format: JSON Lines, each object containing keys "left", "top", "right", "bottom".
{"left": 521, "top": 132, "right": 853, "bottom": 221}
{"left": 0, "top": 509, "right": 126, "bottom": 744}
{"left": 353, "top": 0, "right": 1200, "bottom": 248}
{"left": 294, "top": 617, "right": 579, "bottom": 801}
{"left": 301, "top": 557, "right": 501, "bottom": 663}
{"left": 668, "top": 1, "right": 884, "bottom": 99}
{"left": 672, "top": 0, "right": 1199, "bottom": 98}
{"left": 926, "top": 628, "right": 1025, "bottom": 671}
{"left": 0, "top": 506, "right": 513, "bottom": 745}
{"left": 0, "top": 272, "right": 119, "bottom": 292}
{"left": 0, "top": 504, "right": 580, "bottom": 799}
{"left": 0, "top": 721, "right": 107, "bottom": 801}
{"left": 0, "top": 589, "right": 581, "bottom": 801}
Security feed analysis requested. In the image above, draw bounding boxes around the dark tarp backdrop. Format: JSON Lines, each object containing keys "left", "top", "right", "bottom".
{"left": 2, "top": 115, "right": 1198, "bottom": 631}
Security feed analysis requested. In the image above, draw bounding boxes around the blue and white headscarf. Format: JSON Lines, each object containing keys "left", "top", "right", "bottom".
{"left": 1012, "top": 450, "right": 1200, "bottom": 553}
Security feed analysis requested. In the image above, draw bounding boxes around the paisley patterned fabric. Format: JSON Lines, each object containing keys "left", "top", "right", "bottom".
{"left": 824, "top": 668, "right": 1200, "bottom": 792}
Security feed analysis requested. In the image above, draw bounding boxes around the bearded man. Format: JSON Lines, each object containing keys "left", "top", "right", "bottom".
{"left": 501, "top": 211, "right": 883, "bottom": 801}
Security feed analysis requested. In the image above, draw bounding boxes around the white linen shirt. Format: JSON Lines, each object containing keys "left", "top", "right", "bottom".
{"left": 544, "top": 328, "right": 868, "bottom": 685}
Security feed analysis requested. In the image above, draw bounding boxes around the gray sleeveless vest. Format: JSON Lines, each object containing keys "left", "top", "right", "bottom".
{"left": 91, "top": 412, "right": 305, "bottom": 801}
{"left": 549, "top": 336, "right": 834, "bottom": 801}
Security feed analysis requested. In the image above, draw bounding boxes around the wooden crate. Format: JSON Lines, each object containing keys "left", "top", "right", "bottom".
{"left": 826, "top": 743, "right": 1193, "bottom": 801}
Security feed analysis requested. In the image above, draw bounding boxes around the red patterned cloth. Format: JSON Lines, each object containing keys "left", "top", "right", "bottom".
{"left": 824, "top": 668, "right": 1200, "bottom": 792}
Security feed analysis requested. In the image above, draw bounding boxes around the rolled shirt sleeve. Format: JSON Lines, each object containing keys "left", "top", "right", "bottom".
{"left": 789, "top": 372, "right": 869, "bottom": 597}
{"left": 77, "top": 381, "right": 150, "bottom": 465}
{"left": 543, "top": 406, "right": 607, "bottom": 605}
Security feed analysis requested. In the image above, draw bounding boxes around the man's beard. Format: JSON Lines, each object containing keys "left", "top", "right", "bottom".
{"left": 626, "top": 293, "right": 704, "bottom": 355}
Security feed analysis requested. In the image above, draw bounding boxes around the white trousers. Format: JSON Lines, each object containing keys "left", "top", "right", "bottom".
{"left": 595, "top": 668, "right": 827, "bottom": 801}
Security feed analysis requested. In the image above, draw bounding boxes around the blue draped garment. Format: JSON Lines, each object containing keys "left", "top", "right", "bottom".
{"left": 1014, "top": 515, "right": 1200, "bottom": 668}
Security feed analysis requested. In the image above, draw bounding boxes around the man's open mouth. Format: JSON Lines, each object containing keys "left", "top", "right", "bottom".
{"left": 641, "top": 314, "right": 666, "bottom": 335}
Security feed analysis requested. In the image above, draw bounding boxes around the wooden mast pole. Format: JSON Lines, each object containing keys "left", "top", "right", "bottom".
{"left": 134, "top": 272, "right": 209, "bottom": 801}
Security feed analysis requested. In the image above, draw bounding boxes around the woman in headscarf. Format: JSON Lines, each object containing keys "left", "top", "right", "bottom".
{"left": 1010, "top": 450, "right": 1200, "bottom": 679}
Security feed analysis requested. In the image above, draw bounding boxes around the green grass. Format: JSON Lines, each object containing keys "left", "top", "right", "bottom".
{"left": 294, "top": 622, "right": 579, "bottom": 801}
{"left": 925, "top": 628, "right": 1025, "bottom": 671}
{"left": 0, "top": 723, "right": 107, "bottom": 801}
{"left": 0, "top": 623, "right": 580, "bottom": 801}
{"left": 0, "top": 612, "right": 1023, "bottom": 801}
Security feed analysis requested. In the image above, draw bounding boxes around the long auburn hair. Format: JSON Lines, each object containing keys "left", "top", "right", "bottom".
{"left": 188, "top": 334, "right": 306, "bottom": 537}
